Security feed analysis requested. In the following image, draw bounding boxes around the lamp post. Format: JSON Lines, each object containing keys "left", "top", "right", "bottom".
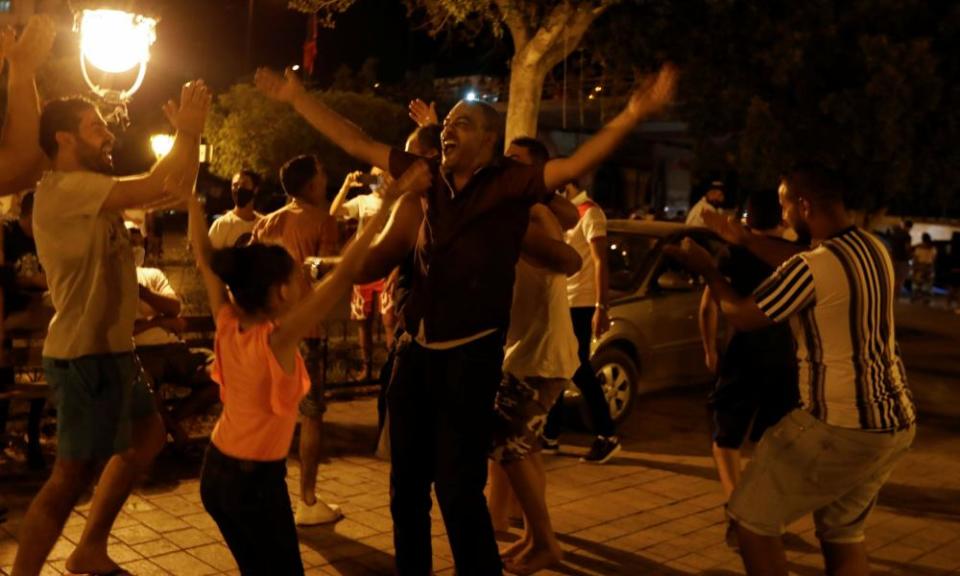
{"left": 76, "top": 8, "right": 158, "bottom": 126}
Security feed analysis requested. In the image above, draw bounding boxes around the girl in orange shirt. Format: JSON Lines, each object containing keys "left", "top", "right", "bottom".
{"left": 187, "top": 162, "right": 429, "bottom": 574}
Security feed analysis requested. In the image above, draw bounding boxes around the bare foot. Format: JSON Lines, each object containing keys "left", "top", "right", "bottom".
{"left": 501, "top": 532, "right": 532, "bottom": 559}
{"left": 65, "top": 547, "right": 122, "bottom": 575}
{"left": 504, "top": 543, "right": 564, "bottom": 575}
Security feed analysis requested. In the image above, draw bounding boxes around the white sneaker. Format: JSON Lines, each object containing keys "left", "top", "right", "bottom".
{"left": 295, "top": 498, "right": 343, "bottom": 526}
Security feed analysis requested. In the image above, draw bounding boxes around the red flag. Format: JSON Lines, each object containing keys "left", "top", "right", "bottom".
{"left": 303, "top": 13, "right": 318, "bottom": 76}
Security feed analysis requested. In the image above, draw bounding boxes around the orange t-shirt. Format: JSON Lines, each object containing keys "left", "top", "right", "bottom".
{"left": 252, "top": 199, "right": 339, "bottom": 338}
{"left": 210, "top": 305, "right": 310, "bottom": 461}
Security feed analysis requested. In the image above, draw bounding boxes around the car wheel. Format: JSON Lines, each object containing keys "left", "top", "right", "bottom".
{"left": 591, "top": 347, "right": 639, "bottom": 425}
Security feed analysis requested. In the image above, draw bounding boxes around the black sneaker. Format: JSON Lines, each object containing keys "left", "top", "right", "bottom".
{"left": 541, "top": 436, "right": 559, "bottom": 455}
{"left": 581, "top": 436, "right": 621, "bottom": 464}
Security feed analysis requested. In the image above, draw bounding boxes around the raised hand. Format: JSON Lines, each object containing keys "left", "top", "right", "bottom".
{"left": 702, "top": 211, "right": 751, "bottom": 246}
{"left": 389, "top": 160, "right": 432, "bottom": 200}
{"left": 163, "top": 80, "right": 212, "bottom": 136}
{"left": 255, "top": 67, "right": 305, "bottom": 104}
{"left": 408, "top": 99, "right": 438, "bottom": 127}
{"left": 341, "top": 171, "right": 365, "bottom": 190}
{"left": 626, "top": 63, "right": 677, "bottom": 121}
{"left": 3, "top": 15, "right": 56, "bottom": 74}
{"left": 663, "top": 237, "right": 716, "bottom": 276}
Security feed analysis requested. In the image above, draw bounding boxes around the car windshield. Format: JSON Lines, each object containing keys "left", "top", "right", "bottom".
{"left": 607, "top": 232, "right": 659, "bottom": 295}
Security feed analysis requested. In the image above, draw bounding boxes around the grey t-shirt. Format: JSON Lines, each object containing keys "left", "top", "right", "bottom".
{"left": 34, "top": 171, "right": 137, "bottom": 358}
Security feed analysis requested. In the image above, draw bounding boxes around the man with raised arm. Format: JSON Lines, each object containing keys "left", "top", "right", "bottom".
{"left": 13, "top": 80, "right": 210, "bottom": 576}
{"left": 667, "top": 167, "right": 916, "bottom": 576}
{"left": 257, "top": 64, "right": 675, "bottom": 575}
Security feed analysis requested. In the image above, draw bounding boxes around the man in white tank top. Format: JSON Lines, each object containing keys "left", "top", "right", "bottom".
{"left": 488, "top": 139, "right": 582, "bottom": 574}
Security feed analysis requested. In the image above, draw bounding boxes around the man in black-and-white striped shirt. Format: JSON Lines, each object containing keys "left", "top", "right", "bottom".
{"left": 667, "top": 166, "right": 916, "bottom": 576}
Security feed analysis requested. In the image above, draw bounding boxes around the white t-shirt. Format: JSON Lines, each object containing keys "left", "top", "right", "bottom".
{"left": 503, "top": 259, "right": 579, "bottom": 379}
{"left": 135, "top": 267, "right": 181, "bottom": 347}
{"left": 565, "top": 192, "right": 607, "bottom": 308}
{"left": 208, "top": 210, "right": 262, "bottom": 249}
{"left": 685, "top": 197, "right": 719, "bottom": 227}
{"left": 34, "top": 171, "right": 138, "bottom": 358}
{"left": 342, "top": 193, "right": 383, "bottom": 232}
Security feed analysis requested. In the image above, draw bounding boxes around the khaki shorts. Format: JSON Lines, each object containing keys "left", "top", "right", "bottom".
{"left": 491, "top": 373, "right": 567, "bottom": 464}
{"left": 728, "top": 409, "right": 915, "bottom": 543}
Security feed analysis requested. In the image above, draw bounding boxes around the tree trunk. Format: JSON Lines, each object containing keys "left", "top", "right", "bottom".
{"left": 504, "top": 59, "right": 548, "bottom": 149}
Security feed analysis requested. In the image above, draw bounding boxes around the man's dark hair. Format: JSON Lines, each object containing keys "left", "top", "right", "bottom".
{"left": 40, "top": 97, "right": 97, "bottom": 159}
{"left": 236, "top": 169, "right": 262, "bottom": 190}
{"left": 19, "top": 190, "right": 35, "bottom": 217}
{"left": 411, "top": 124, "right": 441, "bottom": 156}
{"left": 210, "top": 243, "right": 295, "bottom": 315}
{"left": 784, "top": 163, "right": 846, "bottom": 206}
{"left": 280, "top": 155, "right": 320, "bottom": 199}
{"left": 510, "top": 137, "right": 550, "bottom": 165}
{"left": 745, "top": 189, "right": 782, "bottom": 231}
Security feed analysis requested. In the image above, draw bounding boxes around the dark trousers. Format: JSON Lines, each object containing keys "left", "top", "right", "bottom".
{"left": 200, "top": 444, "right": 304, "bottom": 576}
{"left": 387, "top": 331, "right": 504, "bottom": 576}
{"left": 544, "top": 306, "right": 615, "bottom": 439}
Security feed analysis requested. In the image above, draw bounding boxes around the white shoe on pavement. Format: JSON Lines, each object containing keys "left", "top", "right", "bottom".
{"left": 295, "top": 498, "right": 343, "bottom": 526}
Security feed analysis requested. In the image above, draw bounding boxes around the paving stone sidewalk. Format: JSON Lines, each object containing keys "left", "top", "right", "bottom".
{"left": 2, "top": 387, "right": 959, "bottom": 575}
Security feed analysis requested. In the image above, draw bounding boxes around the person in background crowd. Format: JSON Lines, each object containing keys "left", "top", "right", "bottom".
{"left": 889, "top": 219, "right": 913, "bottom": 297}
{"left": 190, "top": 158, "right": 430, "bottom": 575}
{"left": 686, "top": 180, "right": 726, "bottom": 227}
{"left": 128, "top": 222, "right": 217, "bottom": 448}
{"left": 330, "top": 167, "right": 395, "bottom": 382}
{"left": 911, "top": 232, "right": 937, "bottom": 304}
{"left": 251, "top": 154, "right": 341, "bottom": 525}
{"left": 0, "top": 190, "right": 52, "bottom": 473}
{"left": 208, "top": 169, "right": 262, "bottom": 249}
{"left": 542, "top": 180, "right": 621, "bottom": 464}
{"left": 15, "top": 71, "right": 209, "bottom": 575}
{"left": 698, "top": 189, "right": 800, "bottom": 548}
{"left": 669, "top": 166, "right": 916, "bottom": 576}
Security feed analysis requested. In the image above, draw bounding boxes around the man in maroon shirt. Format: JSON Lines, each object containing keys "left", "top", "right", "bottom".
{"left": 257, "top": 64, "right": 676, "bottom": 575}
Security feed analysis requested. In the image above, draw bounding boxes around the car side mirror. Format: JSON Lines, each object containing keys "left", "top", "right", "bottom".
{"left": 657, "top": 270, "right": 695, "bottom": 291}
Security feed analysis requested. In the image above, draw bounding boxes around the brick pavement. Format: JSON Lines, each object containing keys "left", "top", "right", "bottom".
{"left": 2, "top": 389, "right": 960, "bottom": 575}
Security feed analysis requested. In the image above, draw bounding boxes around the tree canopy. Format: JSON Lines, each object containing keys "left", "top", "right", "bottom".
{"left": 204, "top": 83, "right": 408, "bottom": 184}
{"left": 587, "top": 0, "right": 960, "bottom": 215}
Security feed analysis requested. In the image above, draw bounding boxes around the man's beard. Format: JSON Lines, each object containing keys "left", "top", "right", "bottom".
{"left": 76, "top": 140, "right": 113, "bottom": 174}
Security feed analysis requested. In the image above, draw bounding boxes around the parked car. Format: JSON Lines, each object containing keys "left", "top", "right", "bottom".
{"left": 565, "top": 220, "right": 727, "bottom": 425}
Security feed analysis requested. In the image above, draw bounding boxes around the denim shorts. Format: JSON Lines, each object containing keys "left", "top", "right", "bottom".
{"left": 44, "top": 353, "right": 156, "bottom": 460}
{"left": 727, "top": 409, "right": 915, "bottom": 543}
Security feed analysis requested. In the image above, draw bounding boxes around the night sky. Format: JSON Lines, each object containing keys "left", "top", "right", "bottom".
{"left": 103, "top": 0, "right": 509, "bottom": 171}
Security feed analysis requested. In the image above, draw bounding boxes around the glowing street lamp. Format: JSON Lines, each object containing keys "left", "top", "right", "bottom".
{"left": 150, "top": 134, "right": 174, "bottom": 159}
{"left": 76, "top": 8, "right": 158, "bottom": 125}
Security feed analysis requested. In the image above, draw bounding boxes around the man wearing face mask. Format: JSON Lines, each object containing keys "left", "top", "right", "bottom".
{"left": 129, "top": 223, "right": 216, "bottom": 446}
{"left": 208, "top": 169, "right": 262, "bottom": 249}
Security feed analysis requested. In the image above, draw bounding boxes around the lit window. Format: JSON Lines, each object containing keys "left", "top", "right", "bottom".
{"left": 0, "top": 2, "right": 11, "bottom": 14}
